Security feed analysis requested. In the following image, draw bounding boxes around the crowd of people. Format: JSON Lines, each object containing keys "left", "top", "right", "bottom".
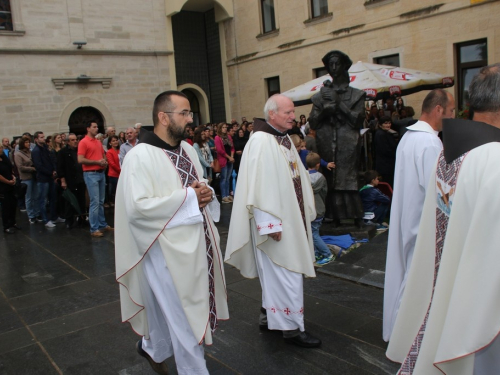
{"left": 0, "top": 125, "right": 135, "bottom": 235}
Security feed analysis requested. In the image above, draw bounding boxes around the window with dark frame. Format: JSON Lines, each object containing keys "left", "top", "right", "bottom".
{"left": 374, "top": 54, "right": 400, "bottom": 67}
{"left": 314, "top": 67, "right": 328, "bottom": 78}
{"left": 311, "top": 0, "right": 328, "bottom": 18}
{"left": 261, "top": 0, "right": 276, "bottom": 34}
{"left": 456, "top": 39, "right": 487, "bottom": 109}
{"left": 0, "top": 0, "right": 13, "bottom": 31}
{"left": 266, "top": 76, "right": 280, "bottom": 98}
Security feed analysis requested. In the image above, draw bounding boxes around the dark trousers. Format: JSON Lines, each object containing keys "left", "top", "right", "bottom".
{"left": 373, "top": 203, "right": 389, "bottom": 224}
{"left": 0, "top": 191, "right": 17, "bottom": 230}
{"left": 108, "top": 176, "right": 118, "bottom": 204}
{"left": 64, "top": 183, "right": 87, "bottom": 225}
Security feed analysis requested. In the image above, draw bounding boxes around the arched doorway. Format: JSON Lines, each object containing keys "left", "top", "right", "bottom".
{"left": 68, "top": 107, "right": 105, "bottom": 136}
{"left": 182, "top": 89, "right": 201, "bottom": 127}
{"left": 179, "top": 83, "right": 210, "bottom": 126}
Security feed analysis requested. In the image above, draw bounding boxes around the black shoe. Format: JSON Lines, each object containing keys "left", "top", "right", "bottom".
{"left": 136, "top": 340, "right": 169, "bottom": 375}
{"left": 29, "top": 218, "right": 36, "bottom": 225}
{"left": 4, "top": 228, "right": 15, "bottom": 234}
{"left": 284, "top": 332, "right": 322, "bottom": 348}
{"left": 259, "top": 307, "right": 269, "bottom": 331}
{"left": 12, "top": 225, "right": 22, "bottom": 230}
{"left": 35, "top": 216, "right": 44, "bottom": 223}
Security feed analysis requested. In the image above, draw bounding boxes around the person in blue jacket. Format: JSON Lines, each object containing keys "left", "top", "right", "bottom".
{"left": 359, "top": 170, "right": 390, "bottom": 230}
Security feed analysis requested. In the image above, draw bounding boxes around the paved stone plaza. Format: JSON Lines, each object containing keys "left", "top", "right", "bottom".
{"left": 0, "top": 204, "right": 399, "bottom": 374}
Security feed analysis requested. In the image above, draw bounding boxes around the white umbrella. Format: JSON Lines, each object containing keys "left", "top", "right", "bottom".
{"left": 282, "top": 61, "right": 454, "bottom": 106}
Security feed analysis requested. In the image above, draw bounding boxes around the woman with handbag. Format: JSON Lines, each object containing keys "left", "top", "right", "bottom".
{"left": 0, "top": 148, "right": 19, "bottom": 234}
{"left": 14, "top": 136, "right": 40, "bottom": 224}
{"left": 215, "top": 123, "right": 235, "bottom": 203}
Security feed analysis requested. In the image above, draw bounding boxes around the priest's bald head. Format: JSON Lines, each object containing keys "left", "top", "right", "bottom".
{"left": 420, "top": 89, "right": 455, "bottom": 132}
{"left": 264, "top": 94, "right": 296, "bottom": 133}
{"left": 468, "top": 63, "right": 500, "bottom": 128}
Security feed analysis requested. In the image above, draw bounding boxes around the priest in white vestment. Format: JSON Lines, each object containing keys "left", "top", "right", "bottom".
{"left": 387, "top": 63, "right": 500, "bottom": 375}
{"left": 225, "top": 94, "right": 321, "bottom": 348}
{"left": 383, "top": 89, "right": 455, "bottom": 342}
{"left": 115, "top": 91, "right": 229, "bottom": 375}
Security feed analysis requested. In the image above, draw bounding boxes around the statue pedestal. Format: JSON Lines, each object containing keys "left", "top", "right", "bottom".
{"left": 320, "top": 219, "right": 378, "bottom": 240}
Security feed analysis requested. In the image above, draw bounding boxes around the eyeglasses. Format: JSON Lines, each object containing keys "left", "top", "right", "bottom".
{"left": 162, "top": 111, "right": 194, "bottom": 118}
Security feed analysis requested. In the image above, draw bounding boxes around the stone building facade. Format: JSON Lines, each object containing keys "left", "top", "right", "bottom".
{"left": 0, "top": 0, "right": 499, "bottom": 139}
{"left": 224, "top": 0, "right": 500, "bottom": 120}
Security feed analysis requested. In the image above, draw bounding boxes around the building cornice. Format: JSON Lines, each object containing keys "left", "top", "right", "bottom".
{"left": 0, "top": 48, "right": 173, "bottom": 56}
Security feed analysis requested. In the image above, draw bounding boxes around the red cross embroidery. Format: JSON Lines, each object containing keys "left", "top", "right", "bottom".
{"left": 284, "top": 308, "right": 291, "bottom": 316}
{"left": 299, "top": 307, "right": 304, "bottom": 315}
{"left": 271, "top": 307, "right": 276, "bottom": 313}
{"left": 257, "top": 225, "right": 261, "bottom": 231}
{"left": 268, "top": 223, "right": 274, "bottom": 229}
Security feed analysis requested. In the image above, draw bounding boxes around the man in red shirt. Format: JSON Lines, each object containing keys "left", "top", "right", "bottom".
{"left": 78, "top": 120, "right": 113, "bottom": 237}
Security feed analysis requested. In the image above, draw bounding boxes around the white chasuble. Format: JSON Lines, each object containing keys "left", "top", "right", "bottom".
{"left": 225, "top": 131, "right": 316, "bottom": 278}
{"left": 383, "top": 121, "right": 442, "bottom": 342}
{"left": 387, "top": 142, "right": 500, "bottom": 374}
{"left": 115, "top": 142, "right": 228, "bottom": 346}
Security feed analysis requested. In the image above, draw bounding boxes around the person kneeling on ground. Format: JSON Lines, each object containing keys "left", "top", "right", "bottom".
{"left": 359, "top": 170, "right": 390, "bottom": 230}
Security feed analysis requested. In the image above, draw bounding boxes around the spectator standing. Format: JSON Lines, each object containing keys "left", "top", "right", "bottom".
{"left": 51, "top": 133, "right": 64, "bottom": 217}
{"left": 215, "top": 122, "right": 234, "bottom": 203}
{"left": 206, "top": 125, "right": 216, "bottom": 160}
{"left": 2, "top": 137, "right": 12, "bottom": 157}
{"left": 373, "top": 116, "right": 398, "bottom": 188}
{"left": 32, "top": 131, "right": 63, "bottom": 228}
{"left": 119, "top": 127, "right": 139, "bottom": 165}
{"left": 306, "top": 152, "right": 334, "bottom": 265}
{"left": 57, "top": 133, "right": 86, "bottom": 229}
{"left": 118, "top": 131, "right": 126, "bottom": 145}
{"left": 51, "top": 133, "right": 63, "bottom": 153}
{"left": 193, "top": 128, "right": 213, "bottom": 181}
{"left": 106, "top": 135, "right": 121, "bottom": 206}
{"left": 78, "top": 121, "right": 113, "bottom": 237}
{"left": 298, "top": 115, "right": 307, "bottom": 138}
{"left": 0, "top": 148, "right": 19, "bottom": 234}
{"left": 14, "top": 136, "right": 40, "bottom": 224}
{"left": 103, "top": 126, "right": 118, "bottom": 148}
{"left": 233, "top": 128, "right": 247, "bottom": 173}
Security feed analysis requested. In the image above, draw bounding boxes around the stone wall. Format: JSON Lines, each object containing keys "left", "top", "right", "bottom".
{"left": 0, "top": 0, "right": 170, "bottom": 139}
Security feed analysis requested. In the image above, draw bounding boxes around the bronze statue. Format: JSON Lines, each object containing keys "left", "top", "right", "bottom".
{"left": 308, "top": 50, "right": 366, "bottom": 227}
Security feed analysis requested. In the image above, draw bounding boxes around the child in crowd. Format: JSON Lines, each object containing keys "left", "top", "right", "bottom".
{"left": 359, "top": 170, "right": 391, "bottom": 230}
{"left": 290, "top": 134, "right": 335, "bottom": 171}
{"left": 306, "top": 152, "right": 334, "bottom": 265}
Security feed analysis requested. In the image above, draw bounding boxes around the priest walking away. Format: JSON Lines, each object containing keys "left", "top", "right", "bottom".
{"left": 225, "top": 94, "right": 321, "bottom": 348}
{"left": 387, "top": 63, "right": 500, "bottom": 375}
{"left": 383, "top": 89, "right": 455, "bottom": 342}
{"left": 114, "top": 90, "right": 229, "bottom": 375}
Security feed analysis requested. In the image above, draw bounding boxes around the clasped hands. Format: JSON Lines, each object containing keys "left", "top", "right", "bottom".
{"left": 190, "top": 181, "right": 213, "bottom": 208}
